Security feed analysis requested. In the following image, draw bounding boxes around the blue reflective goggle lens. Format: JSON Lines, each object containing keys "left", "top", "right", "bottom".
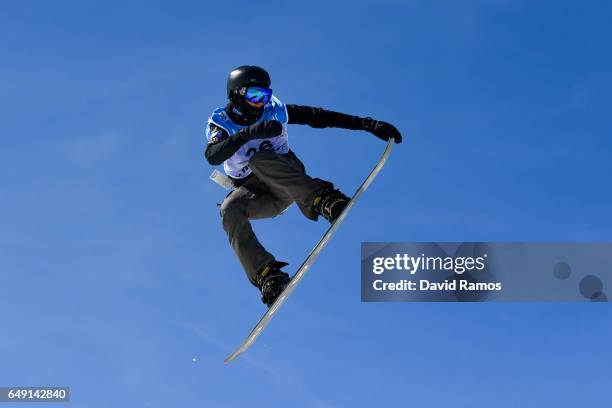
{"left": 245, "top": 87, "right": 272, "bottom": 104}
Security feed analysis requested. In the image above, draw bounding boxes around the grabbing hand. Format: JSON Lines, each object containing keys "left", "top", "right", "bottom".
{"left": 246, "top": 120, "right": 283, "bottom": 140}
{"left": 362, "top": 117, "right": 402, "bottom": 144}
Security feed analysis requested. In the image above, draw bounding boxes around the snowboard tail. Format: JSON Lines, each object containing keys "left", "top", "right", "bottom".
{"left": 224, "top": 138, "right": 395, "bottom": 363}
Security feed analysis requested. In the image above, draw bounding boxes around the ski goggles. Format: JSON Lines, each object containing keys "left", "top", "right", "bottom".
{"left": 243, "top": 86, "right": 273, "bottom": 105}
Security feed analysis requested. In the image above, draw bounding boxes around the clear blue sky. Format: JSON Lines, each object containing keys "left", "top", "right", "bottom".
{"left": 1, "top": 1, "right": 611, "bottom": 407}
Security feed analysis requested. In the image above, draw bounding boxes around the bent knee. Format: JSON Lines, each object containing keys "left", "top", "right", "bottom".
{"left": 220, "top": 197, "right": 247, "bottom": 224}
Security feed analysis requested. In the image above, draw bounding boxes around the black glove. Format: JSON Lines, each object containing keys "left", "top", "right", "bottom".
{"left": 242, "top": 120, "right": 283, "bottom": 141}
{"left": 362, "top": 117, "right": 402, "bottom": 144}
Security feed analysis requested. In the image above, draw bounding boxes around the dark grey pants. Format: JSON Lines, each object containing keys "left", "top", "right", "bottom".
{"left": 220, "top": 150, "right": 332, "bottom": 286}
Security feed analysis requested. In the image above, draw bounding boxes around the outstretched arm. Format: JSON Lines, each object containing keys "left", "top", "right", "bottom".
{"left": 286, "top": 104, "right": 402, "bottom": 143}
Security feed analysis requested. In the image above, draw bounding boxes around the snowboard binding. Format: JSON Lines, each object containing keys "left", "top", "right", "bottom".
{"left": 256, "top": 261, "right": 291, "bottom": 307}
{"left": 312, "top": 188, "right": 350, "bottom": 223}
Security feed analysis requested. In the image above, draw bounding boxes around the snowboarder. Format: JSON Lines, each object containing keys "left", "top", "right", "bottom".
{"left": 205, "top": 65, "right": 402, "bottom": 307}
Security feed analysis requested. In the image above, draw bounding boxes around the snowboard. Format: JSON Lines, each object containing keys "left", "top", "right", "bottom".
{"left": 224, "top": 138, "right": 395, "bottom": 363}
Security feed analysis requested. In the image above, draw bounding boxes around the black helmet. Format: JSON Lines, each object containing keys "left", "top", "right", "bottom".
{"left": 227, "top": 65, "right": 271, "bottom": 97}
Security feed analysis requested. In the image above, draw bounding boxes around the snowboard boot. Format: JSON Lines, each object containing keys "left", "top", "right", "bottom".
{"left": 256, "top": 261, "right": 291, "bottom": 307}
{"left": 312, "top": 188, "right": 350, "bottom": 223}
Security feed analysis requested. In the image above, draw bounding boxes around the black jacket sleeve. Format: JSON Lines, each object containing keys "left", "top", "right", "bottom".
{"left": 204, "top": 124, "right": 246, "bottom": 165}
{"left": 205, "top": 120, "right": 283, "bottom": 165}
{"left": 286, "top": 104, "right": 366, "bottom": 130}
{"left": 206, "top": 105, "right": 369, "bottom": 165}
